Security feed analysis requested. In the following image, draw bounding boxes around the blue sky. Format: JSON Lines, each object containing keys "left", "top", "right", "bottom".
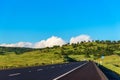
{"left": 0, "top": 0, "right": 120, "bottom": 44}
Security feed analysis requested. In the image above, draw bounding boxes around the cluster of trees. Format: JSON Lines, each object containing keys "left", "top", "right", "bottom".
{"left": 0, "top": 47, "right": 34, "bottom": 54}
{"left": 0, "top": 40, "right": 120, "bottom": 59}
{"left": 55, "top": 40, "right": 120, "bottom": 59}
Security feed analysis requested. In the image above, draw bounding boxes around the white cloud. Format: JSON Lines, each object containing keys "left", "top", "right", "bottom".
{"left": 0, "top": 42, "right": 33, "bottom": 48}
{"left": 34, "top": 40, "right": 46, "bottom": 48}
{"left": 0, "top": 36, "right": 66, "bottom": 48}
{"left": 34, "top": 36, "right": 66, "bottom": 48}
{"left": 70, "top": 35, "right": 92, "bottom": 44}
{"left": 0, "top": 35, "right": 92, "bottom": 48}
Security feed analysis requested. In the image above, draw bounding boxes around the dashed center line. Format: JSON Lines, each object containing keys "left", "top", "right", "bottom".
{"left": 8, "top": 73, "right": 21, "bottom": 77}
{"left": 37, "top": 69, "right": 43, "bottom": 71}
{"left": 29, "top": 71, "right": 31, "bottom": 72}
{"left": 51, "top": 66, "right": 55, "bottom": 68}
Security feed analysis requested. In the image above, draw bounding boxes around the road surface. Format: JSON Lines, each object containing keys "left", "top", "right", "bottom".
{"left": 55, "top": 61, "right": 108, "bottom": 80}
{"left": 0, "top": 61, "right": 87, "bottom": 80}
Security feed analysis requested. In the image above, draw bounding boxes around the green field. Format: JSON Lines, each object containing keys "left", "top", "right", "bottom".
{"left": 100, "top": 55, "right": 120, "bottom": 75}
{"left": 0, "top": 51, "right": 120, "bottom": 76}
{"left": 0, "top": 41, "right": 120, "bottom": 76}
{"left": 69, "top": 54, "right": 120, "bottom": 75}
{"left": 0, "top": 51, "right": 64, "bottom": 69}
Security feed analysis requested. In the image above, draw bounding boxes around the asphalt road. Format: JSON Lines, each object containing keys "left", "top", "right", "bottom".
{"left": 56, "top": 61, "right": 108, "bottom": 80}
{"left": 0, "top": 61, "right": 87, "bottom": 80}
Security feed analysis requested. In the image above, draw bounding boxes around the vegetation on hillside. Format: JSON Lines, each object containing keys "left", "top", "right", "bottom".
{"left": 0, "top": 40, "right": 120, "bottom": 75}
{"left": 1, "top": 40, "right": 120, "bottom": 57}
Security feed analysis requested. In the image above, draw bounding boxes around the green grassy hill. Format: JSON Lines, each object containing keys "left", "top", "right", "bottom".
{"left": 0, "top": 40, "right": 120, "bottom": 75}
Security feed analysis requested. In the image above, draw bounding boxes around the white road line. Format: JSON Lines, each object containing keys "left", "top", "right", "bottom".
{"left": 29, "top": 71, "right": 31, "bottom": 72}
{"left": 51, "top": 66, "right": 55, "bottom": 68}
{"left": 53, "top": 62, "right": 89, "bottom": 80}
{"left": 8, "top": 73, "right": 21, "bottom": 77}
{"left": 37, "top": 69, "right": 43, "bottom": 71}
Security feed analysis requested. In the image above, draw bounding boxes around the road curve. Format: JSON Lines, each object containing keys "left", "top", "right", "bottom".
{"left": 0, "top": 61, "right": 87, "bottom": 80}
{"left": 55, "top": 61, "right": 108, "bottom": 80}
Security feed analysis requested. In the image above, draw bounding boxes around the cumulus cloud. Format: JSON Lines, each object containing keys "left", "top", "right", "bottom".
{"left": 0, "top": 36, "right": 66, "bottom": 48}
{"left": 34, "top": 36, "right": 66, "bottom": 48}
{"left": 0, "top": 35, "right": 92, "bottom": 48}
{"left": 0, "top": 42, "right": 33, "bottom": 48}
{"left": 70, "top": 35, "right": 92, "bottom": 44}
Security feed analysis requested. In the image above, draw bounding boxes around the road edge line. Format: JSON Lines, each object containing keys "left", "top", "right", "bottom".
{"left": 53, "top": 61, "right": 88, "bottom": 80}
{"left": 92, "top": 62, "right": 109, "bottom": 80}
{"left": 8, "top": 73, "right": 21, "bottom": 77}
